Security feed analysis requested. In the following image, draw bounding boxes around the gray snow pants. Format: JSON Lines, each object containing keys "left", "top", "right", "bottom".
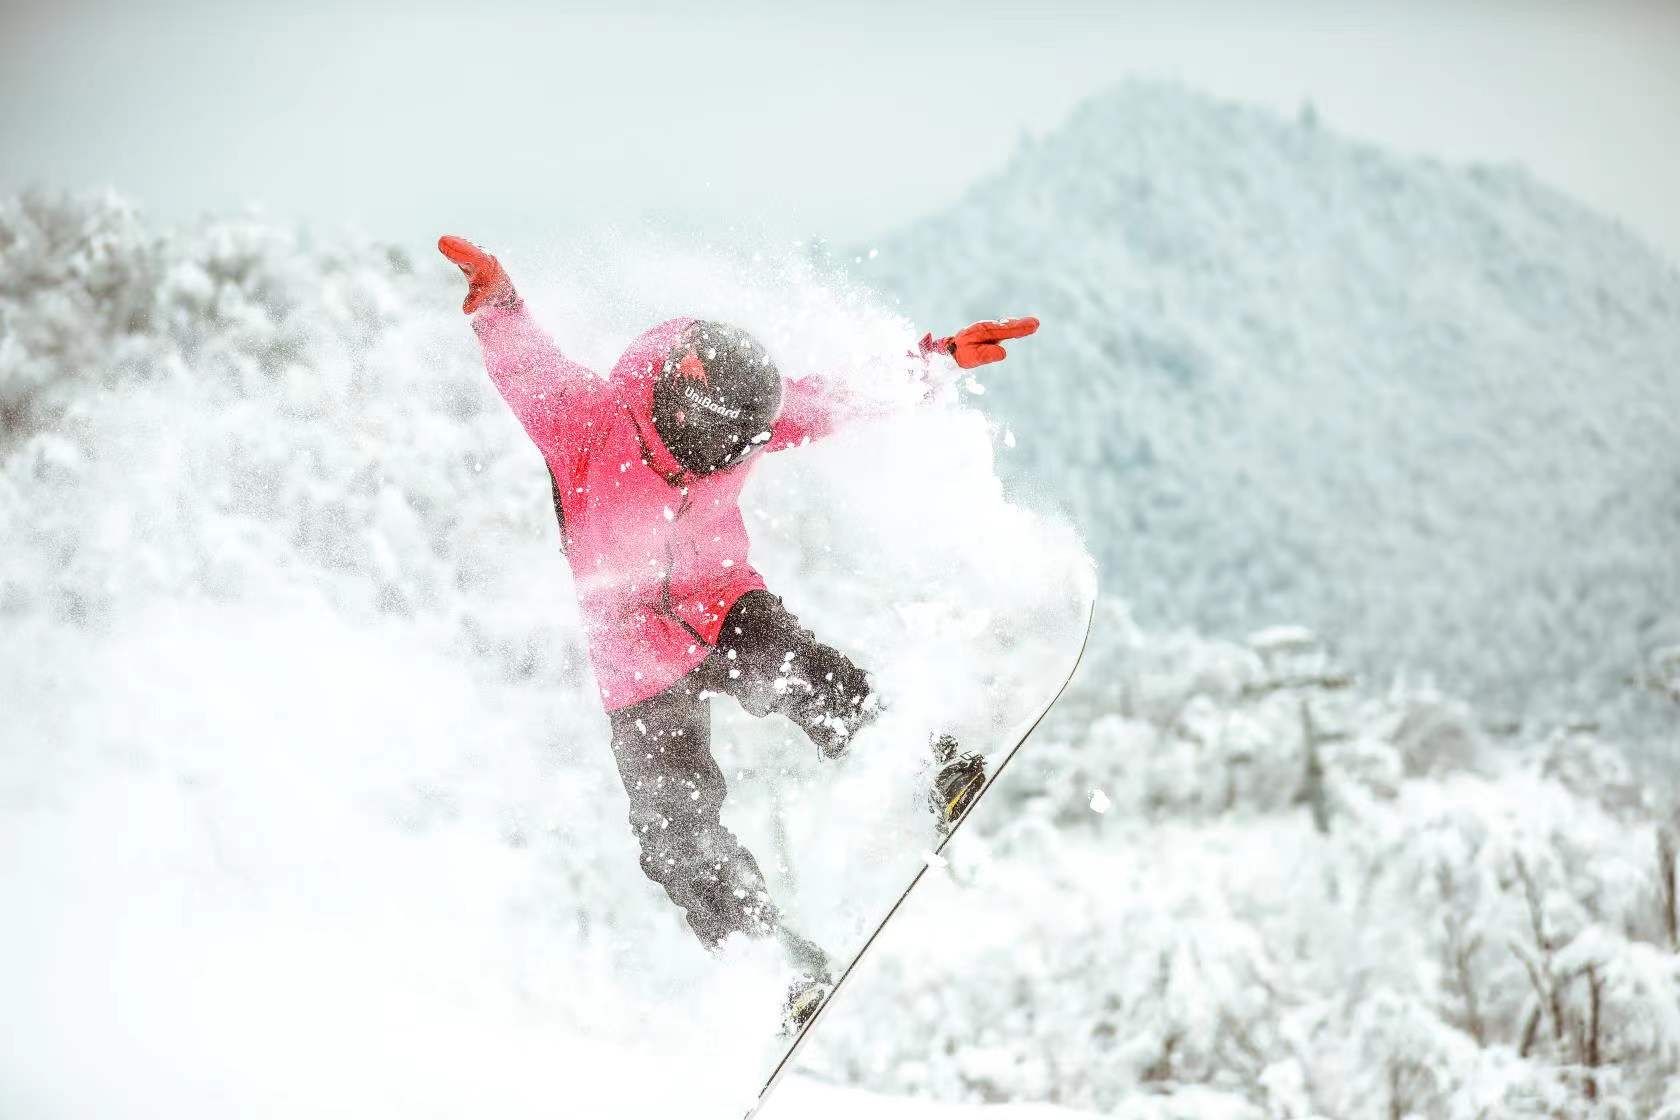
{"left": 607, "top": 590, "right": 875, "bottom": 953}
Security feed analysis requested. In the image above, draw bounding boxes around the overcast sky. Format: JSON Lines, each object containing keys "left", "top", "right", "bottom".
{"left": 3, "top": 0, "right": 1678, "bottom": 263}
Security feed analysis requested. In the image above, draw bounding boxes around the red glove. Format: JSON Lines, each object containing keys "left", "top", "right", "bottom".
{"left": 918, "top": 317, "right": 1040, "bottom": 369}
{"left": 437, "top": 235, "right": 519, "bottom": 314}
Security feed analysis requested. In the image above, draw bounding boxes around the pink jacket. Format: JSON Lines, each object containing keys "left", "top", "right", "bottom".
{"left": 471, "top": 305, "right": 869, "bottom": 711}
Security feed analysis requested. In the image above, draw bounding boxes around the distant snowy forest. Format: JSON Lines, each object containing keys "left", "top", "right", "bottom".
{"left": 2, "top": 84, "right": 1678, "bottom": 1120}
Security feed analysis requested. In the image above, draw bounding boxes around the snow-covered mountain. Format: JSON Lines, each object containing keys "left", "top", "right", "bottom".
{"left": 854, "top": 82, "right": 1680, "bottom": 741}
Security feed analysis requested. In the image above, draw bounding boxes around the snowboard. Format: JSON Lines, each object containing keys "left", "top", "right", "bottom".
{"left": 747, "top": 595, "right": 1098, "bottom": 1118}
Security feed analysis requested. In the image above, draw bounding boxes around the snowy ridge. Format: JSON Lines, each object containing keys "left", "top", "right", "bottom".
{"left": 852, "top": 81, "right": 1680, "bottom": 747}
{"left": 2, "top": 190, "right": 1679, "bottom": 1119}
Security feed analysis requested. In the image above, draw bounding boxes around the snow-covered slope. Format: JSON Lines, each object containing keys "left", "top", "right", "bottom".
{"left": 853, "top": 82, "right": 1680, "bottom": 740}
{"left": 3, "top": 176, "right": 1677, "bottom": 1120}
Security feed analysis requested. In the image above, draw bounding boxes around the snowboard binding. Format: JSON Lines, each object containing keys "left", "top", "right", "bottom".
{"left": 782, "top": 976, "right": 831, "bottom": 1036}
{"left": 929, "top": 734, "right": 987, "bottom": 834}
{"left": 775, "top": 926, "right": 833, "bottom": 1036}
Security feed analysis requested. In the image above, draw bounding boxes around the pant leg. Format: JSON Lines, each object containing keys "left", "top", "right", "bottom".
{"left": 607, "top": 676, "right": 778, "bottom": 948}
{"left": 711, "top": 589, "right": 879, "bottom": 759}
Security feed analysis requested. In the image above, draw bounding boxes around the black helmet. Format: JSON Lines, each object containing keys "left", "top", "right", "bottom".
{"left": 652, "top": 321, "right": 783, "bottom": 474}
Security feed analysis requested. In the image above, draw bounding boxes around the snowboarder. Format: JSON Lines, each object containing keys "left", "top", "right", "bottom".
{"left": 438, "top": 235, "right": 1038, "bottom": 1026}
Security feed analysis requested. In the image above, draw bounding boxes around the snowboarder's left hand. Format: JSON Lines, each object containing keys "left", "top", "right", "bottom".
{"left": 919, "top": 317, "right": 1040, "bottom": 369}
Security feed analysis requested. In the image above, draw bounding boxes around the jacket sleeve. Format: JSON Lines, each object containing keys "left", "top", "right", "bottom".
{"left": 469, "top": 303, "right": 600, "bottom": 452}
{"left": 763, "top": 373, "right": 863, "bottom": 452}
{"left": 764, "top": 349, "right": 952, "bottom": 454}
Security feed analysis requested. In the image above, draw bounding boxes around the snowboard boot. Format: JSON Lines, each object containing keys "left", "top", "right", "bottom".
{"left": 776, "top": 925, "right": 833, "bottom": 1036}
{"left": 783, "top": 974, "right": 831, "bottom": 1036}
{"left": 929, "top": 733, "right": 987, "bottom": 834}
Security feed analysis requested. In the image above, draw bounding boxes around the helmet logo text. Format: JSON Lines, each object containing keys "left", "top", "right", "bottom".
{"left": 683, "top": 384, "right": 742, "bottom": 419}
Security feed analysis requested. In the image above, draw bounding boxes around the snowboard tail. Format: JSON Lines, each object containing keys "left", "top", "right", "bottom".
{"left": 747, "top": 596, "right": 1098, "bottom": 1118}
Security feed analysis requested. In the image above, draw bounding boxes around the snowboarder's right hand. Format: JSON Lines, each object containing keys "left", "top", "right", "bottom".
{"left": 918, "top": 317, "right": 1040, "bottom": 369}
{"left": 437, "top": 235, "right": 519, "bottom": 314}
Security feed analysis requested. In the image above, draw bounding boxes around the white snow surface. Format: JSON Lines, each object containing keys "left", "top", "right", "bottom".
{"left": 0, "top": 603, "right": 1102, "bottom": 1120}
